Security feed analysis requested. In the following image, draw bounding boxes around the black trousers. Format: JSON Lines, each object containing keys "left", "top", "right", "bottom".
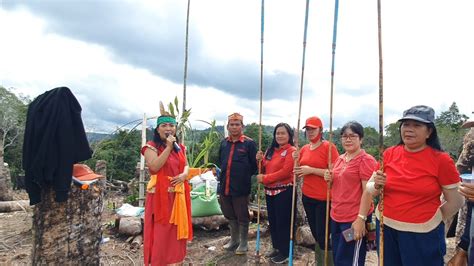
{"left": 266, "top": 187, "right": 294, "bottom": 257}
{"left": 218, "top": 194, "right": 250, "bottom": 225}
{"left": 302, "top": 194, "right": 331, "bottom": 250}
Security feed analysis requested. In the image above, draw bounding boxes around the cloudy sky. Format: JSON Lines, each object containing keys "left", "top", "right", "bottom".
{"left": 1, "top": 0, "right": 473, "bottom": 133}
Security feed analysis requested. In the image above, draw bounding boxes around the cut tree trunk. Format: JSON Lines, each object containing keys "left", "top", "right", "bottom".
{"left": 295, "top": 177, "right": 306, "bottom": 226}
{"left": 453, "top": 128, "right": 474, "bottom": 245}
{"left": 32, "top": 180, "right": 105, "bottom": 265}
{"left": 295, "top": 224, "right": 316, "bottom": 247}
{"left": 0, "top": 200, "right": 29, "bottom": 212}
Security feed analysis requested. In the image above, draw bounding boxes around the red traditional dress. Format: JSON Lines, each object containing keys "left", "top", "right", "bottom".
{"left": 142, "top": 141, "right": 193, "bottom": 266}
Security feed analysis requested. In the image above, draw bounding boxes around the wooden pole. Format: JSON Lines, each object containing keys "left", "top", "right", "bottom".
{"left": 289, "top": 1, "right": 310, "bottom": 265}
{"left": 182, "top": 0, "right": 191, "bottom": 114}
{"left": 255, "top": 0, "right": 265, "bottom": 261}
{"left": 325, "top": 0, "right": 340, "bottom": 264}
{"left": 377, "top": 0, "right": 385, "bottom": 265}
{"left": 139, "top": 113, "right": 146, "bottom": 207}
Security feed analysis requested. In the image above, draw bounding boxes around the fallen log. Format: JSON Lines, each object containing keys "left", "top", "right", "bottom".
{"left": 248, "top": 202, "right": 268, "bottom": 220}
{"left": 295, "top": 225, "right": 316, "bottom": 247}
{"left": 192, "top": 215, "right": 228, "bottom": 231}
{"left": 131, "top": 235, "right": 143, "bottom": 249}
{"left": 0, "top": 200, "right": 30, "bottom": 213}
{"left": 191, "top": 211, "right": 255, "bottom": 231}
{"left": 118, "top": 216, "right": 142, "bottom": 236}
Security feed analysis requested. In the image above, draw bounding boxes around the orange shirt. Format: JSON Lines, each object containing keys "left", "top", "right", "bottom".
{"left": 300, "top": 141, "right": 339, "bottom": 201}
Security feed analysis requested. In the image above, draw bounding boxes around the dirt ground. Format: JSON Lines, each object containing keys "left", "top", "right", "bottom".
{"left": 0, "top": 191, "right": 457, "bottom": 265}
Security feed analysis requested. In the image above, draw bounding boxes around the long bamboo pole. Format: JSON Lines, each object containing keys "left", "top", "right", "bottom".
{"left": 377, "top": 0, "right": 385, "bottom": 265}
{"left": 255, "top": 0, "right": 265, "bottom": 262}
{"left": 182, "top": 0, "right": 191, "bottom": 115}
{"left": 325, "top": 0, "right": 340, "bottom": 264}
{"left": 289, "top": 1, "right": 311, "bottom": 265}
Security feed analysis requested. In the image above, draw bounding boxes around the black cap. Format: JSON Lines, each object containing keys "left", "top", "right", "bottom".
{"left": 398, "top": 105, "right": 435, "bottom": 124}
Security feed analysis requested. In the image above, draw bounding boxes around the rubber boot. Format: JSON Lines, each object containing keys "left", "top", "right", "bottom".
{"left": 315, "top": 244, "right": 324, "bottom": 266}
{"left": 327, "top": 250, "right": 334, "bottom": 266}
{"left": 223, "top": 220, "right": 240, "bottom": 251}
{"left": 235, "top": 223, "right": 249, "bottom": 255}
{"left": 315, "top": 246, "right": 334, "bottom": 266}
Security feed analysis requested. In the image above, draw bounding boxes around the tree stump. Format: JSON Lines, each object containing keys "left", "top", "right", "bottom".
{"left": 32, "top": 180, "right": 104, "bottom": 265}
{"left": 0, "top": 163, "right": 13, "bottom": 201}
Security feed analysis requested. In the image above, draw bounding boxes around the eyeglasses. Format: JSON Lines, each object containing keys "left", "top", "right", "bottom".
{"left": 341, "top": 134, "right": 359, "bottom": 140}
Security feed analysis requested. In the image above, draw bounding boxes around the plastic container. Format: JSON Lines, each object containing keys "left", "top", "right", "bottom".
{"left": 461, "top": 173, "right": 474, "bottom": 183}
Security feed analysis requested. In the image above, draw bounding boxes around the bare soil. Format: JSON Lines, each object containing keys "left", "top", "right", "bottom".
{"left": 0, "top": 191, "right": 457, "bottom": 265}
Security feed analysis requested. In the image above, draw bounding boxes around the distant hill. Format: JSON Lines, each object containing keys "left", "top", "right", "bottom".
{"left": 86, "top": 132, "right": 111, "bottom": 143}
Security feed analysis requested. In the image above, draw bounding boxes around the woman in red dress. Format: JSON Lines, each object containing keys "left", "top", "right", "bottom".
{"left": 142, "top": 115, "right": 192, "bottom": 265}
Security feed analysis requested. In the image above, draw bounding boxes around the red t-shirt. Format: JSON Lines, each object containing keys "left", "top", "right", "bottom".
{"left": 300, "top": 141, "right": 339, "bottom": 201}
{"left": 381, "top": 145, "right": 460, "bottom": 223}
{"left": 262, "top": 144, "right": 296, "bottom": 186}
{"left": 331, "top": 150, "right": 376, "bottom": 222}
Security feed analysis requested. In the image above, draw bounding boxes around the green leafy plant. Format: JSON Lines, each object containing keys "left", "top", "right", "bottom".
{"left": 167, "top": 96, "right": 191, "bottom": 145}
{"left": 124, "top": 193, "right": 139, "bottom": 206}
{"left": 190, "top": 120, "right": 223, "bottom": 168}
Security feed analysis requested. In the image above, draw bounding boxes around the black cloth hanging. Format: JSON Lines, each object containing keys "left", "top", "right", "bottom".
{"left": 23, "top": 87, "right": 92, "bottom": 205}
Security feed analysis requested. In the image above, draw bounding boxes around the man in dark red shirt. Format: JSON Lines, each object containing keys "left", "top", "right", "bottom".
{"left": 218, "top": 113, "right": 257, "bottom": 255}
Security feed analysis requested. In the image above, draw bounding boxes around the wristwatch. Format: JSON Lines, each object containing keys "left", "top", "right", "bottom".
{"left": 357, "top": 214, "right": 367, "bottom": 221}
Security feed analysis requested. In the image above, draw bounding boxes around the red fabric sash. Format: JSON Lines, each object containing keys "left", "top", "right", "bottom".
{"left": 153, "top": 148, "right": 193, "bottom": 240}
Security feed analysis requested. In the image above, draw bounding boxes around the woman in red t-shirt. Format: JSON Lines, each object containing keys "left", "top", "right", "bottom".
{"left": 324, "top": 121, "right": 376, "bottom": 265}
{"left": 367, "top": 105, "right": 463, "bottom": 266}
{"left": 141, "top": 115, "right": 192, "bottom": 266}
{"left": 294, "top": 116, "right": 339, "bottom": 264}
{"left": 256, "top": 122, "right": 296, "bottom": 264}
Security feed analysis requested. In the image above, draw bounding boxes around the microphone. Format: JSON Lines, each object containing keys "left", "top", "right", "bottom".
{"left": 165, "top": 133, "right": 181, "bottom": 152}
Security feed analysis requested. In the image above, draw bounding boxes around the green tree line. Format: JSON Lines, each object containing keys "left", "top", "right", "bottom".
{"left": 0, "top": 86, "right": 470, "bottom": 184}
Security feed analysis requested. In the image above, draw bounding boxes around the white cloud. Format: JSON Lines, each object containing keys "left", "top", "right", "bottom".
{"left": 1, "top": 0, "right": 473, "bottom": 135}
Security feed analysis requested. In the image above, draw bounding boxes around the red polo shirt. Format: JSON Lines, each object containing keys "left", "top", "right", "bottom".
{"left": 300, "top": 141, "right": 339, "bottom": 201}
{"left": 331, "top": 150, "right": 376, "bottom": 222}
